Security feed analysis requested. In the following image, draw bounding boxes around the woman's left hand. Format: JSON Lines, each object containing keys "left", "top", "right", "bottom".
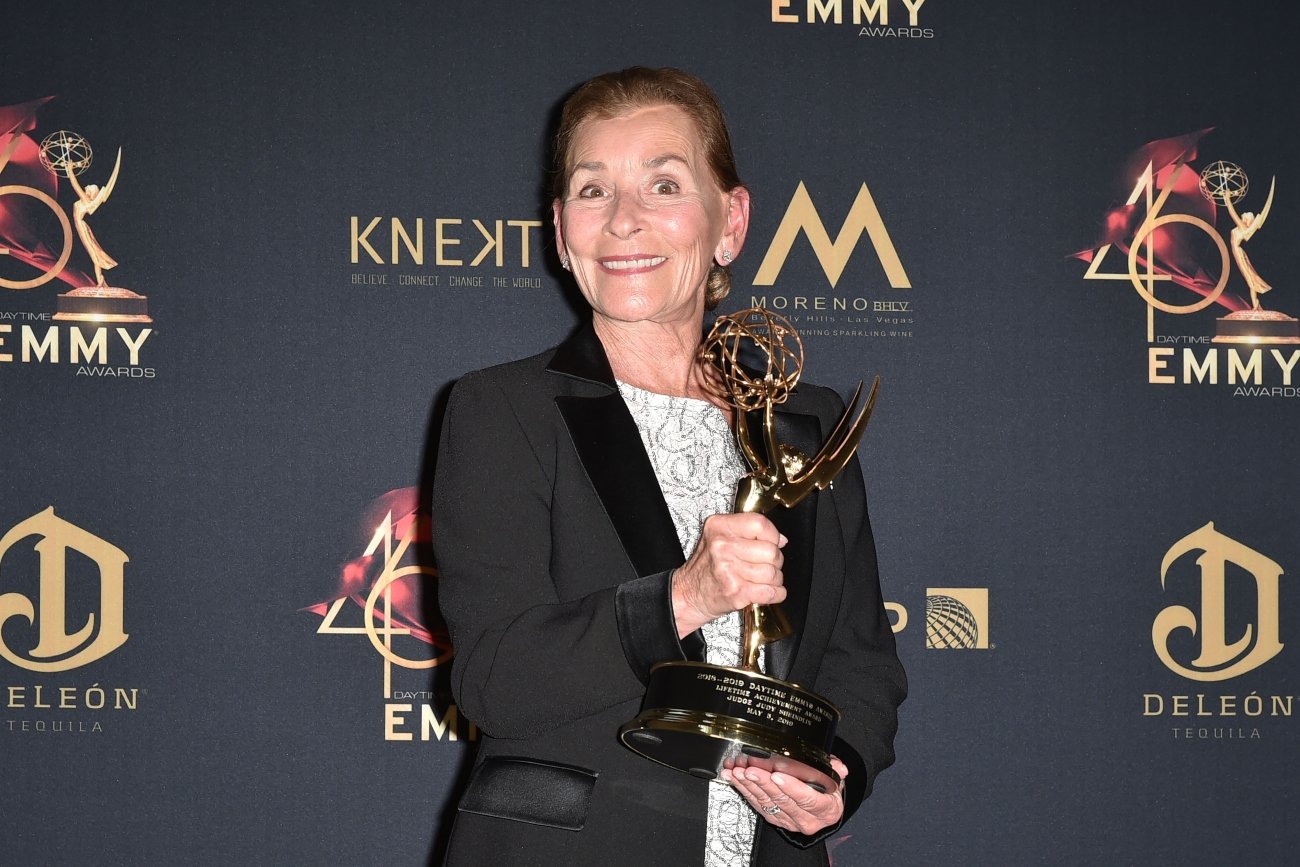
{"left": 721, "top": 755, "right": 849, "bottom": 835}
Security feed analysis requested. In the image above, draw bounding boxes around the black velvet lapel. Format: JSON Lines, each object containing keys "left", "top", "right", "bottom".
{"left": 549, "top": 325, "right": 685, "bottom": 580}
{"left": 547, "top": 322, "right": 616, "bottom": 387}
{"left": 555, "top": 392, "right": 686, "bottom": 578}
{"left": 746, "top": 406, "right": 822, "bottom": 682}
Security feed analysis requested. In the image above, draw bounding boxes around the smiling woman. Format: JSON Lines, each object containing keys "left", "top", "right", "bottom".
{"left": 432, "top": 67, "right": 905, "bottom": 867}
{"left": 553, "top": 103, "right": 748, "bottom": 345}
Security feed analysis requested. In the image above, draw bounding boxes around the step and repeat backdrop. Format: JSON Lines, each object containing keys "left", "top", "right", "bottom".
{"left": 3, "top": 2, "right": 1297, "bottom": 864}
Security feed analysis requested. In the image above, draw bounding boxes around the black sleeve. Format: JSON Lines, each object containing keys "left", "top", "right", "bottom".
{"left": 432, "top": 372, "right": 694, "bottom": 739}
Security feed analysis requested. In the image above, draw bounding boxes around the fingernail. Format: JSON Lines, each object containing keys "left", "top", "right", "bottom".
{"left": 771, "top": 773, "right": 785, "bottom": 786}
{"left": 778, "top": 534, "right": 789, "bottom": 547}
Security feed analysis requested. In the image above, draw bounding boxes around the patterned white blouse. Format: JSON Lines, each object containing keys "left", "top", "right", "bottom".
{"left": 618, "top": 381, "right": 763, "bottom": 867}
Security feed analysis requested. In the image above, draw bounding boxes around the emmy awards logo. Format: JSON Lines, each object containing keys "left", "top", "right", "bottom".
{"left": 619, "top": 307, "right": 878, "bottom": 794}
{"left": 1075, "top": 130, "right": 1298, "bottom": 346}
{"left": 39, "top": 130, "right": 152, "bottom": 324}
{"left": 1198, "top": 161, "right": 1298, "bottom": 344}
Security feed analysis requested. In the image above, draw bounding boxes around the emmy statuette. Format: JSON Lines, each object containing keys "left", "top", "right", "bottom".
{"left": 1199, "top": 161, "right": 1299, "bottom": 344}
{"left": 619, "top": 308, "right": 879, "bottom": 794}
{"left": 39, "top": 130, "right": 152, "bottom": 324}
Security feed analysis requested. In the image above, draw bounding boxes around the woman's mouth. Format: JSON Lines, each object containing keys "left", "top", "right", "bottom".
{"left": 599, "top": 256, "right": 667, "bottom": 272}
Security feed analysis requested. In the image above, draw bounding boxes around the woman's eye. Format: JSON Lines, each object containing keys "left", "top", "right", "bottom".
{"left": 652, "top": 180, "right": 680, "bottom": 195}
{"left": 577, "top": 184, "right": 606, "bottom": 199}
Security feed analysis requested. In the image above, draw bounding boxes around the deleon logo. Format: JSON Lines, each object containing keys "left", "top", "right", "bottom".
{"left": 885, "top": 587, "right": 989, "bottom": 649}
{"left": 0, "top": 507, "right": 129, "bottom": 672}
{"left": 1154, "top": 522, "right": 1283, "bottom": 682}
{"left": 754, "top": 181, "right": 911, "bottom": 290}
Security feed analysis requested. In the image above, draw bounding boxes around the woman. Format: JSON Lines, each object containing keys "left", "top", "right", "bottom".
{"left": 433, "top": 67, "right": 905, "bottom": 867}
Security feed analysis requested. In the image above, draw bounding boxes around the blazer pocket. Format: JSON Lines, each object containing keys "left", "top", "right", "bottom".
{"left": 458, "top": 756, "right": 598, "bottom": 831}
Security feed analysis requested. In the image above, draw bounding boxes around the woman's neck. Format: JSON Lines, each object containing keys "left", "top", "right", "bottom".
{"left": 594, "top": 316, "right": 724, "bottom": 408}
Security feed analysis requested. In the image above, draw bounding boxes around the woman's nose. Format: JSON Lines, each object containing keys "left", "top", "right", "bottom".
{"left": 605, "top": 191, "right": 646, "bottom": 238}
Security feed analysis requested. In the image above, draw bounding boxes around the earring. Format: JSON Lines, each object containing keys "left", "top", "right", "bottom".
{"left": 721, "top": 250, "right": 733, "bottom": 265}
{"left": 560, "top": 254, "right": 570, "bottom": 271}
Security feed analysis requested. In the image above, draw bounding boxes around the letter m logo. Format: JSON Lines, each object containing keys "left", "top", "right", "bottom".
{"left": 754, "top": 182, "right": 911, "bottom": 289}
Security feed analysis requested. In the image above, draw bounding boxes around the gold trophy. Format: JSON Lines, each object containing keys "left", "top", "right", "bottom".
{"left": 1199, "top": 161, "right": 1298, "bottom": 344}
{"left": 619, "top": 307, "right": 879, "bottom": 794}
{"left": 39, "top": 130, "right": 152, "bottom": 323}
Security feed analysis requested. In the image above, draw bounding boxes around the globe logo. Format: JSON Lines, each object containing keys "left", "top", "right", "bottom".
{"left": 1198, "top": 159, "right": 1248, "bottom": 206}
{"left": 925, "top": 594, "right": 979, "bottom": 649}
{"left": 38, "top": 129, "right": 93, "bottom": 178}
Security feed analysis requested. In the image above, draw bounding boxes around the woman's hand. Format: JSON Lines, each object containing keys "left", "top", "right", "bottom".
{"left": 721, "top": 756, "right": 849, "bottom": 836}
{"left": 671, "top": 513, "right": 787, "bottom": 638}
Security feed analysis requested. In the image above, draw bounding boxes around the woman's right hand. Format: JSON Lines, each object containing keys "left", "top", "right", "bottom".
{"left": 671, "top": 513, "right": 788, "bottom": 638}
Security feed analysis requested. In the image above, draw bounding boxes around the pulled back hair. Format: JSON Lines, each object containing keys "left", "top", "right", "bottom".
{"left": 552, "top": 67, "right": 744, "bottom": 310}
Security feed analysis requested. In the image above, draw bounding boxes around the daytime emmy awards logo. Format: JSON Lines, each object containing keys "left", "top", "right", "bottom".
{"left": 769, "top": 0, "right": 935, "bottom": 38}
{"left": 1074, "top": 129, "right": 1299, "bottom": 395}
{"left": 303, "top": 489, "right": 474, "bottom": 743}
{"left": 1, "top": 98, "right": 155, "bottom": 376}
{"left": 1, "top": 98, "right": 151, "bottom": 322}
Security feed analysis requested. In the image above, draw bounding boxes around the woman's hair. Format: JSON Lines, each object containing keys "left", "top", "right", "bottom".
{"left": 552, "top": 67, "right": 744, "bottom": 309}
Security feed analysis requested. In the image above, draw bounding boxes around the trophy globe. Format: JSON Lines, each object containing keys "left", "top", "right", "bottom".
{"left": 1198, "top": 160, "right": 1248, "bottom": 207}
{"left": 1199, "top": 160, "right": 1298, "bottom": 343}
{"left": 39, "top": 130, "right": 94, "bottom": 178}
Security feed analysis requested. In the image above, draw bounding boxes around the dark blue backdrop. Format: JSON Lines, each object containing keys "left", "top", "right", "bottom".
{"left": 2, "top": 2, "right": 1297, "bottom": 864}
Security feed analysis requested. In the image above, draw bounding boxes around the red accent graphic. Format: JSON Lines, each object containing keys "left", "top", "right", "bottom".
{"left": 303, "top": 487, "right": 449, "bottom": 651}
{"left": 0, "top": 97, "right": 94, "bottom": 288}
{"left": 1072, "top": 128, "right": 1249, "bottom": 312}
{"left": 827, "top": 833, "right": 853, "bottom": 865}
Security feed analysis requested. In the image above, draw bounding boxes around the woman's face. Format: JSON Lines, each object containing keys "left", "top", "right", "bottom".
{"left": 554, "top": 104, "right": 748, "bottom": 329}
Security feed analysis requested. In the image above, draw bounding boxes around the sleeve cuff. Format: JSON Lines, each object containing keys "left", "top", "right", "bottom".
{"left": 615, "top": 569, "right": 704, "bottom": 684}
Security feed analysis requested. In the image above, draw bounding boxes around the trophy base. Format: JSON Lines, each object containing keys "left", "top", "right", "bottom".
{"left": 53, "top": 285, "right": 152, "bottom": 324}
{"left": 619, "top": 661, "right": 841, "bottom": 794}
{"left": 1211, "top": 309, "right": 1299, "bottom": 344}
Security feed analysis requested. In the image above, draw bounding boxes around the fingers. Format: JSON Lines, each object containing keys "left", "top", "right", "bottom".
{"left": 700, "top": 516, "right": 785, "bottom": 583}
{"left": 703, "top": 512, "right": 784, "bottom": 546}
{"left": 720, "top": 537, "right": 785, "bottom": 581}
{"left": 720, "top": 766, "right": 845, "bottom": 835}
{"left": 672, "top": 514, "right": 790, "bottom": 635}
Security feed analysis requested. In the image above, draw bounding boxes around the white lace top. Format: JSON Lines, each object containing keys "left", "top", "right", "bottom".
{"left": 617, "top": 381, "right": 761, "bottom": 867}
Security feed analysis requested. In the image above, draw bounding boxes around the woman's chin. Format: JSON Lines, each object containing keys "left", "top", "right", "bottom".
{"left": 591, "top": 295, "right": 705, "bottom": 328}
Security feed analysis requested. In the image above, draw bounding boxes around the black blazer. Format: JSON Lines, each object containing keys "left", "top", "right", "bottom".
{"left": 433, "top": 324, "right": 906, "bottom": 867}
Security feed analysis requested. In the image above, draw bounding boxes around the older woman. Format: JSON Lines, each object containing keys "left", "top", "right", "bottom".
{"left": 433, "top": 67, "right": 905, "bottom": 867}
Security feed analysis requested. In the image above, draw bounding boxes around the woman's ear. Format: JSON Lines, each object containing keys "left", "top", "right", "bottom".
{"left": 552, "top": 198, "right": 567, "bottom": 264}
{"left": 717, "top": 185, "right": 751, "bottom": 264}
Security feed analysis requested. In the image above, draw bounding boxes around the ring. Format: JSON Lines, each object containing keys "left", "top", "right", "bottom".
{"left": 762, "top": 805, "right": 781, "bottom": 815}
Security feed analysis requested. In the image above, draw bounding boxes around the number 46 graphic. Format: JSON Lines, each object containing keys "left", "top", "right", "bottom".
{"left": 1082, "top": 157, "right": 1231, "bottom": 340}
